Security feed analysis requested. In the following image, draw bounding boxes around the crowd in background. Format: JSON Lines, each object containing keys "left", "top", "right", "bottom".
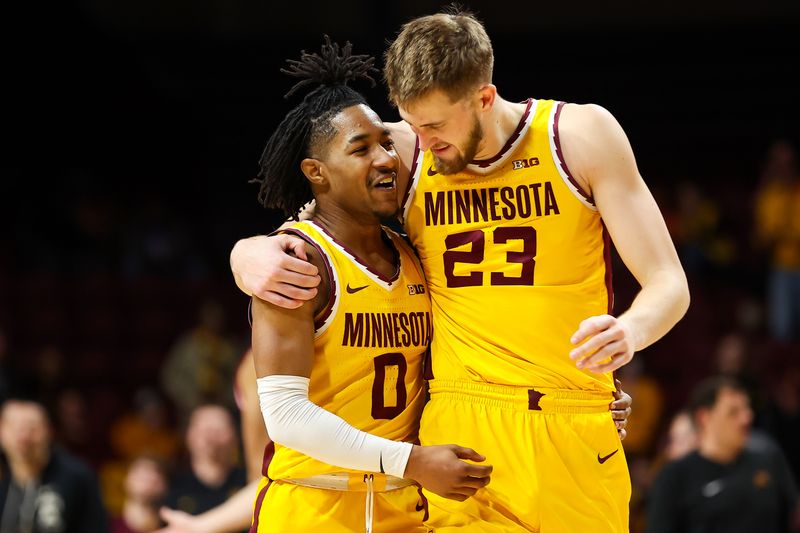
{"left": 1, "top": 131, "right": 798, "bottom": 532}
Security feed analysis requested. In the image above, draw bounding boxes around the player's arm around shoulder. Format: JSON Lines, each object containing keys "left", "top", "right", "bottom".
{"left": 560, "top": 103, "right": 689, "bottom": 373}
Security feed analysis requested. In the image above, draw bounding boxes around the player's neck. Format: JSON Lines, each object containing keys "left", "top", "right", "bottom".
{"left": 313, "top": 207, "right": 396, "bottom": 276}
{"left": 473, "top": 96, "right": 528, "bottom": 161}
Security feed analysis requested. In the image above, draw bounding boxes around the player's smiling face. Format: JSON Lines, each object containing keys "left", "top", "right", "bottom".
{"left": 311, "top": 104, "right": 400, "bottom": 221}
{"left": 398, "top": 89, "right": 484, "bottom": 175}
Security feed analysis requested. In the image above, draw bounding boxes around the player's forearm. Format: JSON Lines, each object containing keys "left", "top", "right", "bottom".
{"left": 257, "top": 375, "right": 413, "bottom": 478}
{"left": 193, "top": 479, "right": 260, "bottom": 533}
{"left": 618, "top": 269, "right": 689, "bottom": 351}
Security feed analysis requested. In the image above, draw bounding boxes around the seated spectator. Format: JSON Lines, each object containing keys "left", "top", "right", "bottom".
{"left": 647, "top": 376, "right": 800, "bottom": 533}
{"left": 160, "top": 301, "right": 239, "bottom": 425}
{"left": 0, "top": 398, "right": 108, "bottom": 532}
{"left": 664, "top": 410, "right": 698, "bottom": 461}
{"left": 163, "top": 404, "right": 246, "bottom": 524}
{"left": 110, "top": 456, "right": 169, "bottom": 533}
{"left": 753, "top": 139, "right": 800, "bottom": 342}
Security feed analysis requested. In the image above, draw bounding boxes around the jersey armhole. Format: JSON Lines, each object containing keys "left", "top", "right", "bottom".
{"left": 549, "top": 101, "right": 598, "bottom": 211}
{"left": 277, "top": 228, "right": 339, "bottom": 336}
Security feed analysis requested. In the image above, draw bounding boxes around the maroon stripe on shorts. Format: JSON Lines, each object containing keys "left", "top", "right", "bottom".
{"left": 249, "top": 478, "right": 273, "bottom": 533}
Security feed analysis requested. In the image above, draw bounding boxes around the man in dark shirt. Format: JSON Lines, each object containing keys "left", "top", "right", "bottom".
{"left": 647, "top": 376, "right": 800, "bottom": 533}
{"left": 163, "top": 404, "right": 246, "bottom": 530}
{"left": 0, "top": 398, "right": 107, "bottom": 533}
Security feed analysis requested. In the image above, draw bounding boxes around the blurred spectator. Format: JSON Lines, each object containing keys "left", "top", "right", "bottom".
{"left": 160, "top": 301, "right": 238, "bottom": 424}
{"left": 664, "top": 410, "right": 698, "bottom": 462}
{"left": 754, "top": 139, "right": 800, "bottom": 341}
{"left": 647, "top": 376, "right": 800, "bottom": 533}
{"left": 109, "top": 456, "right": 169, "bottom": 533}
{"left": 156, "top": 349, "right": 267, "bottom": 533}
{"left": 163, "top": 405, "right": 246, "bottom": 522}
{"left": 109, "top": 388, "right": 181, "bottom": 464}
{"left": 0, "top": 398, "right": 108, "bottom": 532}
{"left": 761, "top": 366, "right": 800, "bottom": 480}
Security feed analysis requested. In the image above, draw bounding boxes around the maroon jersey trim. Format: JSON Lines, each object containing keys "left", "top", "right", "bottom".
{"left": 279, "top": 228, "right": 337, "bottom": 331}
{"left": 471, "top": 98, "right": 533, "bottom": 168}
{"left": 309, "top": 220, "right": 401, "bottom": 285}
{"left": 602, "top": 221, "right": 614, "bottom": 314}
{"left": 552, "top": 101, "right": 595, "bottom": 206}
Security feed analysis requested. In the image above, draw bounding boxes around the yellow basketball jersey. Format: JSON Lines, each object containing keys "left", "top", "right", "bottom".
{"left": 266, "top": 220, "right": 432, "bottom": 480}
{"left": 402, "top": 99, "right": 614, "bottom": 393}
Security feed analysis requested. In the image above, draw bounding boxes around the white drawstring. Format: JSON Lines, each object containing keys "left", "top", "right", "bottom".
{"left": 364, "top": 474, "right": 374, "bottom": 533}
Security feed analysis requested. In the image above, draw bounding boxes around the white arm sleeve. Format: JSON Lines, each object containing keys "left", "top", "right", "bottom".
{"left": 257, "top": 375, "right": 413, "bottom": 478}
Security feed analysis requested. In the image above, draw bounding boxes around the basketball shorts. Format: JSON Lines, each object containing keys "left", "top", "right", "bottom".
{"left": 249, "top": 472, "right": 431, "bottom": 532}
{"left": 419, "top": 379, "right": 631, "bottom": 532}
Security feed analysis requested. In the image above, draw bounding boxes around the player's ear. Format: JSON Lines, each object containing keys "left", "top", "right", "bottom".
{"left": 476, "top": 84, "right": 497, "bottom": 113}
{"left": 301, "top": 158, "right": 327, "bottom": 186}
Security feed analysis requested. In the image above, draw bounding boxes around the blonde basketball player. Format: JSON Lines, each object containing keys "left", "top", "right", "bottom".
{"left": 244, "top": 39, "right": 492, "bottom": 533}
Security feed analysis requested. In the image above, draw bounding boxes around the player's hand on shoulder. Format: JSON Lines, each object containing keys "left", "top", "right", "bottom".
{"left": 569, "top": 314, "right": 636, "bottom": 374}
{"left": 403, "top": 444, "right": 492, "bottom": 501}
{"left": 231, "top": 234, "right": 321, "bottom": 308}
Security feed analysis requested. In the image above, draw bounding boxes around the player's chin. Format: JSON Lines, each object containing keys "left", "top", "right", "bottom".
{"left": 371, "top": 199, "right": 400, "bottom": 221}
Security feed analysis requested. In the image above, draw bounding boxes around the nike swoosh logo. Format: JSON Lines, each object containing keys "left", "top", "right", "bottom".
{"left": 346, "top": 284, "right": 368, "bottom": 294}
{"left": 427, "top": 166, "right": 438, "bottom": 176}
{"left": 597, "top": 449, "right": 618, "bottom": 464}
{"left": 379, "top": 452, "right": 385, "bottom": 474}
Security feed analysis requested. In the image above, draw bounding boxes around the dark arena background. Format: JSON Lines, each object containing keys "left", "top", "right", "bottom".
{"left": 1, "top": 0, "right": 799, "bottom": 531}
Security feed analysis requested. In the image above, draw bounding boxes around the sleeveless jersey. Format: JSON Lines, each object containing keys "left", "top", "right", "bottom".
{"left": 266, "top": 220, "right": 432, "bottom": 480}
{"left": 402, "top": 99, "right": 614, "bottom": 393}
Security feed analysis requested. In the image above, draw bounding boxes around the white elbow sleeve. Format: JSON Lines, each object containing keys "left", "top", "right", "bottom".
{"left": 257, "top": 375, "right": 413, "bottom": 478}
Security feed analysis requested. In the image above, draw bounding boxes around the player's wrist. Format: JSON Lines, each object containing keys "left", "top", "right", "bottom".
{"left": 402, "top": 444, "right": 422, "bottom": 480}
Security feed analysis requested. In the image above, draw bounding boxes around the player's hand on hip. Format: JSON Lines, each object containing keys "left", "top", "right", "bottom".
{"left": 569, "top": 314, "right": 635, "bottom": 374}
{"left": 231, "top": 234, "right": 321, "bottom": 308}
{"left": 404, "top": 444, "right": 492, "bottom": 501}
{"left": 610, "top": 378, "right": 632, "bottom": 440}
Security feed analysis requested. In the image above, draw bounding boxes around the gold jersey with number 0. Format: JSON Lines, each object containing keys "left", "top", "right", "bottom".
{"left": 403, "top": 99, "right": 614, "bottom": 393}
{"left": 267, "top": 220, "right": 432, "bottom": 480}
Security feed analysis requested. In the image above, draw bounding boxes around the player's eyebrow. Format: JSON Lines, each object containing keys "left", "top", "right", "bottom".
{"left": 346, "top": 133, "right": 370, "bottom": 144}
{"left": 347, "top": 129, "right": 391, "bottom": 144}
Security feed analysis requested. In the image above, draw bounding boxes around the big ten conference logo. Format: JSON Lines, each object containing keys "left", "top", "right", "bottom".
{"left": 512, "top": 157, "right": 540, "bottom": 170}
{"left": 407, "top": 284, "right": 425, "bottom": 295}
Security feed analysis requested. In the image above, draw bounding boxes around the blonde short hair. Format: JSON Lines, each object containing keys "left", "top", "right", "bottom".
{"left": 384, "top": 9, "right": 493, "bottom": 106}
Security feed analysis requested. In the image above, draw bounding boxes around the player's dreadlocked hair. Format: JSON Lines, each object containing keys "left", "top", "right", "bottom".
{"left": 254, "top": 36, "right": 378, "bottom": 220}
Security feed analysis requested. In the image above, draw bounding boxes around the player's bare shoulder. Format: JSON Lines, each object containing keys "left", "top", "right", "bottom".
{"left": 557, "top": 103, "right": 631, "bottom": 194}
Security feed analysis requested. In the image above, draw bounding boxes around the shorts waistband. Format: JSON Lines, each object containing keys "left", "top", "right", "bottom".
{"left": 428, "top": 379, "right": 613, "bottom": 414}
{"left": 281, "top": 472, "right": 416, "bottom": 493}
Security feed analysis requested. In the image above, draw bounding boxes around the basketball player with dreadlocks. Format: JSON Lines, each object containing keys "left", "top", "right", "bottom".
{"left": 245, "top": 38, "right": 492, "bottom": 533}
